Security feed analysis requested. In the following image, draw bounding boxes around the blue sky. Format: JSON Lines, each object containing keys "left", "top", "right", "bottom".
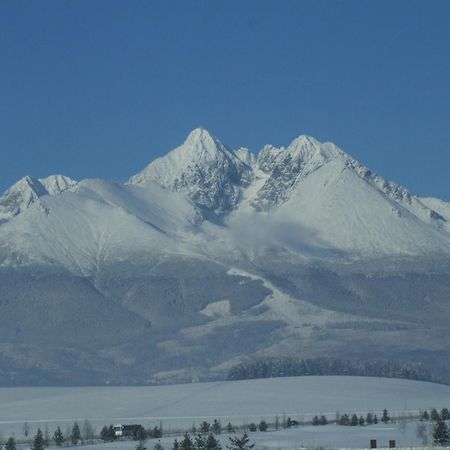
{"left": 1, "top": 0, "right": 449, "bottom": 199}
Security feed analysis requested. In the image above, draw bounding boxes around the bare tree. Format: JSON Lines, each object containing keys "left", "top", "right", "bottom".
{"left": 82, "top": 419, "right": 95, "bottom": 444}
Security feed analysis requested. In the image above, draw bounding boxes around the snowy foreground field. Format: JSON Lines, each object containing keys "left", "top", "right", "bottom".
{"left": 1, "top": 376, "right": 450, "bottom": 448}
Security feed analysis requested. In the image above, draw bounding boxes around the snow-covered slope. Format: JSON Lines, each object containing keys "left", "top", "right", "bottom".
{"left": 0, "top": 178, "right": 198, "bottom": 274}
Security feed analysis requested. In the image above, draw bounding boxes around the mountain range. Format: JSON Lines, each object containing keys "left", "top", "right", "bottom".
{"left": 1, "top": 128, "right": 449, "bottom": 385}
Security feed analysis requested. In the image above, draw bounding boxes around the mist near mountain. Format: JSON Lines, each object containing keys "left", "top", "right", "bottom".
{"left": 0, "top": 128, "right": 449, "bottom": 385}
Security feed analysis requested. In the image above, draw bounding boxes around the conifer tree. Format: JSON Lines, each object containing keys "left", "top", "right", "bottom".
{"left": 433, "top": 418, "right": 450, "bottom": 446}
{"left": 206, "top": 433, "right": 222, "bottom": 450}
{"left": 200, "top": 422, "right": 211, "bottom": 434}
{"left": 180, "top": 433, "right": 194, "bottom": 450}
{"left": 431, "top": 409, "right": 441, "bottom": 421}
{"left": 226, "top": 422, "right": 234, "bottom": 433}
{"left": 320, "top": 416, "right": 328, "bottom": 426}
{"left": 71, "top": 422, "right": 81, "bottom": 445}
{"left": 421, "top": 410, "right": 430, "bottom": 421}
{"left": 351, "top": 414, "right": 358, "bottom": 426}
{"left": 359, "top": 416, "right": 365, "bottom": 426}
{"left": 258, "top": 420, "right": 268, "bottom": 432}
{"left": 381, "top": 409, "right": 390, "bottom": 423}
{"left": 441, "top": 408, "right": 450, "bottom": 420}
{"left": 366, "top": 413, "right": 374, "bottom": 425}
{"left": 195, "top": 434, "right": 206, "bottom": 450}
{"left": 53, "top": 426, "right": 64, "bottom": 446}
{"left": 5, "top": 437, "right": 16, "bottom": 450}
{"left": 32, "top": 428, "right": 45, "bottom": 450}
{"left": 212, "top": 419, "right": 221, "bottom": 434}
{"left": 227, "top": 433, "right": 255, "bottom": 450}
{"left": 312, "top": 416, "right": 320, "bottom": 426}
{"left": 172, "top": 439, "right": 180, "bottom": 450}
{"left": 373, "top": 414, "right": 378, "bottom": 424}
{"left": 339, "top": 414, "right": 350, "bottom": 426}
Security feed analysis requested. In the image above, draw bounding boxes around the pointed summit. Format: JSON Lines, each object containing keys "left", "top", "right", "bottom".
{"left": 128, "top": 129, "right": 253, "bottom": 213}
{"left": 184, "top": 127, "right": 220, "bottom": 147}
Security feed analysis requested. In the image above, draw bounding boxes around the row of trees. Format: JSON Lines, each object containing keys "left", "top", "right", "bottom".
{"left": 228, "top": 357, "right": 440, "bottom": 383}
{"left": 337, "top": 409, "right": 390, "bottom": 426}
{"left": 420, "top": 408, "right": 450, "bottom": 421}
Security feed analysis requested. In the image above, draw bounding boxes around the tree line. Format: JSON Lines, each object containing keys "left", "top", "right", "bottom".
{"left": 227, "top": 357, "right": 441, "bottom": 383}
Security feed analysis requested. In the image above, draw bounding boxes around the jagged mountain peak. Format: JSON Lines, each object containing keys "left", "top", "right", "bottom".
{"left": 0, "top": 174, "right": 77, "bottom": 221}
{"left": 128, "top": 129, "right": 253, "bottom": 213}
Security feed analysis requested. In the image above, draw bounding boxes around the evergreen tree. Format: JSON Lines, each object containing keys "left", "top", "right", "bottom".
{"left": 172, "top": 439, "right": 179, "bottom": 450}
{"left": 5, "top": 437, "right": 16, "bottom": 450}
{"left": 366, "top": 413, "right": 374, "bottom": 425}
{"left": 152, "top": 426, "right": 162, "bottom": 439}
{"left": 206, "top": 433, "right": 222, "bottom": 450}
{"left": 154, "top": 443, "right": 165, "bottom": 450}
{"left": 351, "top": 414, "right": 358, "bottom": 426}
{"left": 226, "top": 422, "right": 234, "bottom": 433}
{"left": 286, "top": 417, "right": 292, "bottom": 428}
{"left": 258, "top": 420, "right": 268, "bottom": 432}
{"left": 319, "top": 416, "right": 328, "bottom": 426}
{"left": 195, "top": 434, "right": 206, "bottom": 450}
{"left": 421, "top": 410, "right": 430, "bottom": 421}
{"left": 212, "top": 419, "right": 221, "bottom": 434}
{"left": 339, "top": 414, "right": 350, "bottom": 426}
{"left": 53, "top": 427, "right": 64, "bottom": 446}
{"left": 373, "top": 415, "right": 378, "bottom": 424}
{"left": 227, "top": 433, "right": 255, "bottom": 450}
{"left": 312, "top": 416, "right": 320, "bottom": 426}
{"left": 433, "top": 418, "right": 450, "bottom": 446}
{"left": 200, "top": 422, "right": 211, "bottom": 434}
{"left": 359, "top": 416, "right": 365, "bottom": 426}
{"left": 247, "top": 423, "right": 257, "bottom": 432}
{"left": 441, "top": 408, "right": 450, "bottom": 420}
{"left": 100, "top": 425, "right": 115, "bottom": 442}
{"left": 180, "top": 433, "right": 194, "bottom": 450}
{"left": 71, "top": 422, "right": 81, "bottom": 445}
{"left": 431, "top": 409, "right": 441, "bottom": 421}
{"left": 32, "top": 428, "right": 45, "bottom": 450}
{"left": 381, "top": 409, "right": 390, "bottom": 424}
{"left": 274, "top": 416, "right": 279, "bottom": 430}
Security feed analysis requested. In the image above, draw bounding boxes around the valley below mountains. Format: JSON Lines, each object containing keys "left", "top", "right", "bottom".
{"left": 1, "top": 128, "right": 450, "bottom": 385}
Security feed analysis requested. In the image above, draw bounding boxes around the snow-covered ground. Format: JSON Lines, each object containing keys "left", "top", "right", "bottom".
{"left": 19, "top": 421, "right": 443, "bottom": 450}
{"left": 1, "top": 376, "right": 449, "bottom": 443}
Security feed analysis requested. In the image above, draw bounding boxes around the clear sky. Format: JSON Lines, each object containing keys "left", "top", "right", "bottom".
{"left": 1, "top": 0, "right": 449, "bottom": 199}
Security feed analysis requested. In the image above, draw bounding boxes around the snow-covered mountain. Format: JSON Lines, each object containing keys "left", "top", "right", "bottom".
{"left": 0, "top": 175, "right": 76, "bottom": 221}
{"left": 1, "top": 129, "right": 450, "bottom": 385}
